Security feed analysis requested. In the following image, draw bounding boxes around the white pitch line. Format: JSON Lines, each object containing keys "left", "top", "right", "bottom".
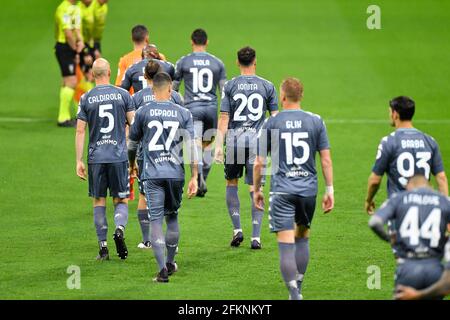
{"left": 0, "top": 117, "right": 51, "bottom": 123}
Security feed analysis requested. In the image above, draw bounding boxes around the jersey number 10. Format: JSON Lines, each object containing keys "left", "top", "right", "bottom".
{"left": 189, "top": 68, "right": 213, "bottom": 93}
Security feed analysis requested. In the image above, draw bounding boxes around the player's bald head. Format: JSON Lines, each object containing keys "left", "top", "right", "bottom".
{"left": 92, "top": 58, "right": 110, "bottom": 79}
{"left": 406, "top": 175, "right": 430, "bottom": 190}
{"left": 280, "top": 77, "right": 304, "bottom": 103}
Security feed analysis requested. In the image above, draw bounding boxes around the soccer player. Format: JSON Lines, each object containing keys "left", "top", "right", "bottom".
{"left": 120, "top": 45, "right": 175, "bottom": 93}
{"left": 368, "top": 175, "right": 450, "bottom": 299}
{"left": 253, "top": 78, "right": 334, "bottom": 300}
{"left": 396, "top": 241, "right": 450, "bottom": 300}
{"left": 128, "top": 72, "right": 198, "bottom": 282}
{"left": 54, "top": 0, "right": 84, "bottom": 127}
{"left": 365, "top": 96, "right": 448, "bottom": 214}
{"left": 75, "top": 58, "right": 135, "bottom": 261}
{"left": 92, "top": 0, "right": 108, "bottom": 57}
{"left": 214, "top": 46, "right": 278, "bottom": 249}
{"left": 173, "top": 28, "right": 227, "bottom": 196}
{"left": 131, "top": 60, "right": 183, "bottom": 249}
{"left": 115, "top": 25, "right": 149, "bottom": 89}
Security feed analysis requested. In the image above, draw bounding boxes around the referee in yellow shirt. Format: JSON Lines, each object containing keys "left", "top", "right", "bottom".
{"left": 93, "top": 0, "right": 108, "bottom": 57}
{"left": 54, "top": 0, "right": 84, "bottom": 127}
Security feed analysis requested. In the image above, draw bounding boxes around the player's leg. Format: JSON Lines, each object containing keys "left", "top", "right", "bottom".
{"left": 270, "top": 193, "right": 301, "bottom": 300}
{"left": 88, "top": 163, "right": 109, "bottom": 260}
{"left": 55, "top": 43, "right": 77, "bottom": 127}
{"left": 136, "top": 160, "right": 151, "bottom": 249}
{"left": 144, "top": 179, "right": 169, "bottom": 282}
{"left": 108, "top": 161, "right": 130, "bottom": 260}
{"left": 164, "top": 179, "right": 184, "bottom": 275}
{"left": 294, "top": 196, "right": 316, "bottom": 298}
{"left": 191, "top": 108, "right": 207, "bottom": 197}
{"left": 200, "top": 106, "right": 218, "bottom": 182}
{"left": 246, "top": 148, "right": 264, "bottom": 249}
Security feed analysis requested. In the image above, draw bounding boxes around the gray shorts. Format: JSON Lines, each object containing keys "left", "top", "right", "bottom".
{"left": 88, "top": 161, "right": 129, "bottom": 198}
{"left": 268, "top": 193, "right": 316, "bottom": 232}
{"left": 143, "top": 179, "right": 184, "bottom": 221}
{"left": 189, "top": 105, "right": 217, "bottom": 141}
{"left": 224, "top": 145, "right": 256, "bottom": 185}
{"left": 395, "top": 258, "right": 444, "bottom": 299}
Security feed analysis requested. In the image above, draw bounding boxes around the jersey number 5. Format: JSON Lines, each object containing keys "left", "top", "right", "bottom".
{"left": 99, "top": 104, "right": 114, "bottom": 134}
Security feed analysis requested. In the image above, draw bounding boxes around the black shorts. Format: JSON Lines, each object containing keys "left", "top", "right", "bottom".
{"left": 189, "top": 105, "right": 217, "bottom": 141}
{"left": 268, "top": 193, "right": 316, "bottom": 232}
{"left": 54, "top": 42, "right": 77, "bottom": 77}
{"left": 137, "top": 159, "right": 145, "bottom": 195}
{"left": 143, "top": 179, "right": 185, "bottom": 221}
{"left": 88, "top": 162, "right": 130, "bottom": 198}
{"left": 395, "top": 258, "right": 444, "bottom": 299}
{"left": 224, "top": 145, "right": 256, "bottom": 184}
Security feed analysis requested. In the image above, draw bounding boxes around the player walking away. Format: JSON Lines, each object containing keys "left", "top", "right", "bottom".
{"left": 92, "top": 0, "right": 108, "bottom": 57}
{"left": 214, "top": 46, "right": 278, "bottom": 249}
{"left": 114, "top": 25, "right": 149, "bottom": 91}
{"left": 128, "top": 72, "right": 198, "bottom": 283}
{"left": 253, "top": 78, "right": 334, "bottom": 300}
{"left": 54, "top": 0, "right": 84, "bottom": 127}
{"left": 365, "top": 96, "right": 448, "bottom": 214}
{"left": 121, "top": 44, "right": 176, "bottom": 93}
{"left": 369, "top": 175, "right": 450, "bottom": 299}
{"left": 173, "top": 28, "right": 227, "bottom": 197}
{"left": 75, "top": 58, "right": 135, "bottom": 261}
{"left": 396, "top": 239, "right": 450, "bottom": 300}
{"left": 131, "top": 60, "right": 183, "bottom": 250}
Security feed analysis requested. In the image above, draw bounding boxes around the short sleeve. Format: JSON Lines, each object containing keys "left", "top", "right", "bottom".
{"left": 171, "top": 91, "right": 184, "bottom": 106}
{"left": 129, "top": 110, "right": 143, "bottom": 142}
{"left": 76, "top": 94, "right": 88, "bottom": 121}
{"left": 219, "top": 82, "right": 231, "bottom": 113}
{"left": 60, "top": 7, "right": 73, "bottom": 30}
{"left": 256, "top": 117, "right": 272, "bottom": 157}
{"left": 125, "top": 92, "right": 135, "bottom": 112}
{"left": 120, "top": 68, "right": 132, "bottom": 91}
{"left": 168, "top": 63, "right": 176, "bottom": 80}
{"left": 267, "top": 83, "right": 279, "bottom": 112}
{"left": 219, "top": 61, "right": 227, "bottom": 81}
{"left": 375, "top": 196, "right": 398, "bottom": 223}
{"left": 184, "top": 110, "right": 195, "bottom": 140}
{"left": 372, "top": 136, "right": 391, "bottom": 176}
{"left": 173, "top": 58, "right": 183, "bottom": 82}
{"left": 431, "top": 141, "right": 444, "bottom": 175}
{"left": 316, "top": 118, "right": 330, "bottom": 151}
{"left": 73, "top": 7, "right": 81, "bottom": 29}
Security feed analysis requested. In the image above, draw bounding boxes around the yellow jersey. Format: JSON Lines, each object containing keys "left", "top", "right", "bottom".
{"left": 93, "top": 0, "right": 108, "bottom": 42}
{"left": 55, "top": 0, "right": 82, "bottom": 44}
{"left": 78, "top": 1, "right": 95, "bottom": 47}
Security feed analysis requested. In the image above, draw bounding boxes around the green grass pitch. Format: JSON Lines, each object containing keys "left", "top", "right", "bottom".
{"left": 0, "top": 0, "right": 449, "bottom": 299}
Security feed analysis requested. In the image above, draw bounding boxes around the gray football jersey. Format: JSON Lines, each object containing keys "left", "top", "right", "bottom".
{"left": 77, "top": 84, "right": 135, "bottom": 164}
{"left": 375, "top": 187, "right": 450, "bottom": 259}
{"left": 372, "top": 128, "right": 444, "bottom": 197}
{"left": 129, "top": 100, "right": 195, "bottom": 180}
{"left": 173, "top": 52, "right": 226, "bottom": 108}
{"left": 120, "top": 58, "right": 175, "bottom": 93}
{"left": 221, "top": 75, "right": 278, "bottom": 146}
{"left": 132, "top": 88, "right": 184, "bottom": 161}
{"left": 257, "top": 110, "right": 330, "bottom": 196}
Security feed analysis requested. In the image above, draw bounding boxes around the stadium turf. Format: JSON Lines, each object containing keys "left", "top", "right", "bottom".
{"left": 0, "top": 0, "right": 449, "bottom": 299}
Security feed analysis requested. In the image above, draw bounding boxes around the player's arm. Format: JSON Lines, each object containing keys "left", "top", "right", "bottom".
{"left": 435, "top": 172, "right": 448, "bottom": 196}
{"left": 214, "top": 112, "right": 229, "bottom": 163}
{"left": 368, "top": 198, "right": 396, "bottom": 242}
{"left": 73, "top": 9, "right": 84, "bottom": 53}
{"left": 185, "top": 112, "right": 198, "bottom": 198}
{"left": 172, "top": 59, "right": 183, "bottom": 91}
{"left": 115, "top": 58, "right": 126, "bottom": 86}
{"left": 320, "top": 149, "right": 334, "bottom": 213}
{"left": 120, "top": 68, "right": 132, "bottom": 91}
{"left": 75, "top": 119, "right": 87, "bottom": 180}
{"left": 395, "top": 270, "right": 450, "bottom": 300}
{"left": 365, "top": 173, "right": 383, "bottom": 215}
{"left": 253, "top": 156, "right": 265, "bottom": 211}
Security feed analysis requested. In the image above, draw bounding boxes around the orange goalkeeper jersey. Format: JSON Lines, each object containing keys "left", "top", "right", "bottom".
{"left": 115, "top": 49, "right": 143, "bottom": 92}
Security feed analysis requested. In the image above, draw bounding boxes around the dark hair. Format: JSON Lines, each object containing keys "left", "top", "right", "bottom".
{"left": 237, "top": 46, "right": 256, "bottom": 66}
{"left": 281, "top": 77, "right": 303, "bottom": 102}
{"left": 142, "top": 44, "right": 160, "bottom": 59}
{"left": 144, "top": 60, "right": 161, "bottom": 80}
{"left": 131, "top": 25, "right": 148, "bottom": 43}
{"left": 191, "top": 28, "right": 208, "bottom": 45}
{"left": 152, "top": 72, "right": 172, "bottom": 90}
{"left": 389, "top": 96, "right": 415, "bottom": 121}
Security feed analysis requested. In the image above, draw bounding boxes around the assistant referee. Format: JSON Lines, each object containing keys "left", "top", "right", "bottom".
{"left": 54, "top": 0, "right": 85, "bottom": 127}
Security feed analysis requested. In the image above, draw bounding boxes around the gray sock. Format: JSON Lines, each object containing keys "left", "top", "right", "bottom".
{"left": 94, "top": 206, "right": 108, "bottom": 241}
{"left": 295, "top": 237, "right": 310, "bottom": 293}
{"left": 250, "top": 192, "right": 264, "bottom": 239}
{"left": 138, "top": 209, "right": 151, "bottom": 242}
{"left": 226, "top": 186, "right": 241, "bottom": 230}
{"left": 165, "top": 215, "right": 179, "bottom": 264}
{"left": 151, "top": 218, "right": 166, "bottom": 271}
{"left": 278, "top": 242, "right": 301, "bottom": 300}
{"left": 202, "top": 149, "right": 213, "bottom": 180}
{"left": 114, "top": 203, "right": 128, "bottom": 228}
